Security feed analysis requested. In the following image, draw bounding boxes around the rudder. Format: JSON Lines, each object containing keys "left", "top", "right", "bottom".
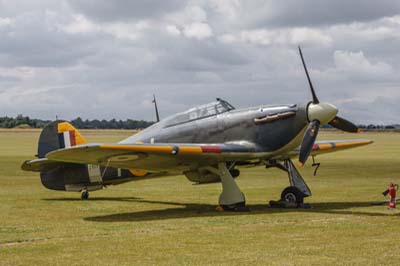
{"left": 38, "top": 120, "right": 87, "bottom": 158}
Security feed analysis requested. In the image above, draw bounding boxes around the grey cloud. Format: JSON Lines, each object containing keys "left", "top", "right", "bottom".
{"left": 242, "top": 0, "right": 400, "bottom": 28}
{"left": 0, "top": 13, "right": 101, "bottom": 68}
{"left": 67, "top": 0, "right": 186, "bottom": 22}
{"left": 156, "top": 39, "right": 250, "bottom": 72}
{"left": 0, "top": 1, "right": 399, "bottom": 124}
{"left": 0, "top": 0, "right": 63, "bottom": 17}
{"left": 339, "top": 96, "right": 400, "bottom": 125}
{"left": 0, "top": 74, "right": 19, "bottom": 83}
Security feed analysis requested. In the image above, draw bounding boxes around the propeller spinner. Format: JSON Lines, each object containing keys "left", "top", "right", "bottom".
{"left": 297, "top": 46, "right": 359, "bottom": 167}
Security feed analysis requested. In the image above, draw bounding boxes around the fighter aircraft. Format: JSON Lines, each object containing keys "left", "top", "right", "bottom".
{"left": 22, "top": 47, "right": 372, "bottom": 211}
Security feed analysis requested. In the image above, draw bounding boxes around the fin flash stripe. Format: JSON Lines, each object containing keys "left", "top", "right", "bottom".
{"left": 201, "top": 146, "right": 222, "bottom": 153}
{"left": 57, "top": 122, "right": 87, "bottom": 147}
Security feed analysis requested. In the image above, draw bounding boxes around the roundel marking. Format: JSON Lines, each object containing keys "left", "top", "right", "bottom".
{"left": 129, "top": 169, "right": 148, "bottom": 177}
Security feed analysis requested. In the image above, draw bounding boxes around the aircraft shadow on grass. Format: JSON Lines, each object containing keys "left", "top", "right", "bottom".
{"left": 43, "top": 197, "right": 399, "bottom": 222}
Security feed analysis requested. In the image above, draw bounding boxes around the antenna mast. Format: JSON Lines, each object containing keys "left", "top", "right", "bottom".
{"left": 152, "top": 94, "right": 160, "bottom": 122}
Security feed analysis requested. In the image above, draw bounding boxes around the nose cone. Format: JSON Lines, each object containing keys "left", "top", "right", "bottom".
{"left": 307, "top": 102, "right": 338, "bottom": 124}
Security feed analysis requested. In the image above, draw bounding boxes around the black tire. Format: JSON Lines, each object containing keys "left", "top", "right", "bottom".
{"left": 81, "top": 191, "right": 89, "bottom": 200}
{"left": 230, "top": 169, "right": 240, "bottom": 178}
{"left": 281, "top": 186, "right": 305, "bottom": 203}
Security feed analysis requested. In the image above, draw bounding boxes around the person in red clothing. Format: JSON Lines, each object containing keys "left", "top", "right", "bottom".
{"left": 388, "top": 183, "right": 399, "bottom": 209}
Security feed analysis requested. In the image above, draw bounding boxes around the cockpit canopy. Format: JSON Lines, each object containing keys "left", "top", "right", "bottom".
{"left": 164, "top": 98, "right": 235, "bottom": 127}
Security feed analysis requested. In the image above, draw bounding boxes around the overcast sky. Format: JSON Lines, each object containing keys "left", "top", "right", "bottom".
{"left": 0, "top": 0, "right": 399, "bottom": 124}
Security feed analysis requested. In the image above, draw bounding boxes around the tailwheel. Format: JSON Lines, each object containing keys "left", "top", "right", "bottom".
{"left": 81, "top": 190, "right": 89, "bottom": 200}
{"left": 281, "top": 186, "right": 305, "bottom": 203}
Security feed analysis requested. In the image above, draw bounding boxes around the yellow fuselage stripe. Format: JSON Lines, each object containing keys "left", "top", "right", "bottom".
{"left": 316, "top": 143, "right": 333, "bottom": 150}
{"left": 100, "top": 145, "right": 203, "bottom": 154}
{"left": 317, "top": 141, "right": 372, "bottom": 151}
{"left": 101, "top": 145, "right": 173, "bottom": 153}
{"left": 335, "top": 141, "right": 372, "bottom": 148}
{"left": 100, "top": 145, "right": 172, "bottom": 153}
{"left": 179, "top": 146, "right": 203, "bottom": 154}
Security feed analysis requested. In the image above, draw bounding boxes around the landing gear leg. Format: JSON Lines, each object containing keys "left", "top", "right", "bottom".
{"left": 280, "top": 160, "right": 311, "bottom": 203}
{"left": 81, "top": 190, "right": 89, "bottom": 200}
{"left": 206, "top": 163, "right": 249, "bottom": 212}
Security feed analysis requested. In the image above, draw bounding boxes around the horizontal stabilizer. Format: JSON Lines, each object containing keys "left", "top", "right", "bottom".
{"left": 21, "top": 158, "right": 67, "bottom": 172}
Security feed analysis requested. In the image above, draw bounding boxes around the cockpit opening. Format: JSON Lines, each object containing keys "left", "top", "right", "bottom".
{"left": 165, "top": 98, "right": 235, "bottom": 127}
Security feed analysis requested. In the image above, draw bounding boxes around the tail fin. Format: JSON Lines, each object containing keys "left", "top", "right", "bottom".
{"left": 38, "top": 120, "right": 87, "bottom": 158}
{"left": 25, "top": 121, "right": 139, "bottom": 192}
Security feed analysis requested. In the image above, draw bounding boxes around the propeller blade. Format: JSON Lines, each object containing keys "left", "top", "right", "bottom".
{"left": 329, "top": 116, "right": 360, "bottom": 133}
{"left": 298, "top": 46, "right": 319, "bottom": 104}
{"left": 298, "top": 120, "right": 320, "bottom": 167}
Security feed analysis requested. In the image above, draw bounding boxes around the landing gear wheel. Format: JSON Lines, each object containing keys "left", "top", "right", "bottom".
{"left": 281, "top": 186, "right": 305, "bottom": 203}
{"left": 81, "top": 190, "right": 89, "bottom": 200}
{"left": 229, "top": 169, "right": 240, "bottom": 178}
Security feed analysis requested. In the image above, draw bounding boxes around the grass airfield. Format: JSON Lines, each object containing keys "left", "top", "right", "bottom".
{"left": 1, "top": 130, "right": 400, "bottom": 266}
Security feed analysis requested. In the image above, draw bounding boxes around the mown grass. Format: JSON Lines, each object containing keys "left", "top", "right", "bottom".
{"left": 0, "top": 130, "right": 399, "bottom": 266}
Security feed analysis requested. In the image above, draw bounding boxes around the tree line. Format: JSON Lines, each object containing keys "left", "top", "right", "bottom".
{"left": 0, "top": 115, "right": 154, "bottom": 129}
{"left": 1, "top": 115, "right": 398, "bottom": 130}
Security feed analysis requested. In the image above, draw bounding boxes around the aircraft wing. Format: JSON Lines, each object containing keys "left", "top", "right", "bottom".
{"left": 26, "top": 139, "right": 372, "bottom": 172}
{"left": 42, "top": 143, "right": 261, "bottom": 171}
{"left": 290, "top": 139, "right": 373, "bottom": 158}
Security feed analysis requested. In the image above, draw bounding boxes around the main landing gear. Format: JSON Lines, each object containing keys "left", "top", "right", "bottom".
{"left": 268, "top": 159, "right": 312, "bottom": 206}
{"left": 206, "top": 159, "right": 310, "bottom": 211}
{"left": 81, "top": 190, "right": 89, "bottom": 200}
{"left": 281, "top": 160, "right": 311, "bottom": 203}
{"left": 205, "top": 162, "right": 249, "bottom": 212}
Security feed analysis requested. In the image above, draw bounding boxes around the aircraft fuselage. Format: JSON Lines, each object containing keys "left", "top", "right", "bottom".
{"left": 120, "top": 103, "right": 308, "bottom": 154}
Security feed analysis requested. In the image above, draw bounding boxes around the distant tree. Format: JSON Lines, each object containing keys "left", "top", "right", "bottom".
{"left": 0, "top": 115, "right": 154, "bottom": 129}
{"left": 71, "top": 117, "right": 84, "bottom": 128}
